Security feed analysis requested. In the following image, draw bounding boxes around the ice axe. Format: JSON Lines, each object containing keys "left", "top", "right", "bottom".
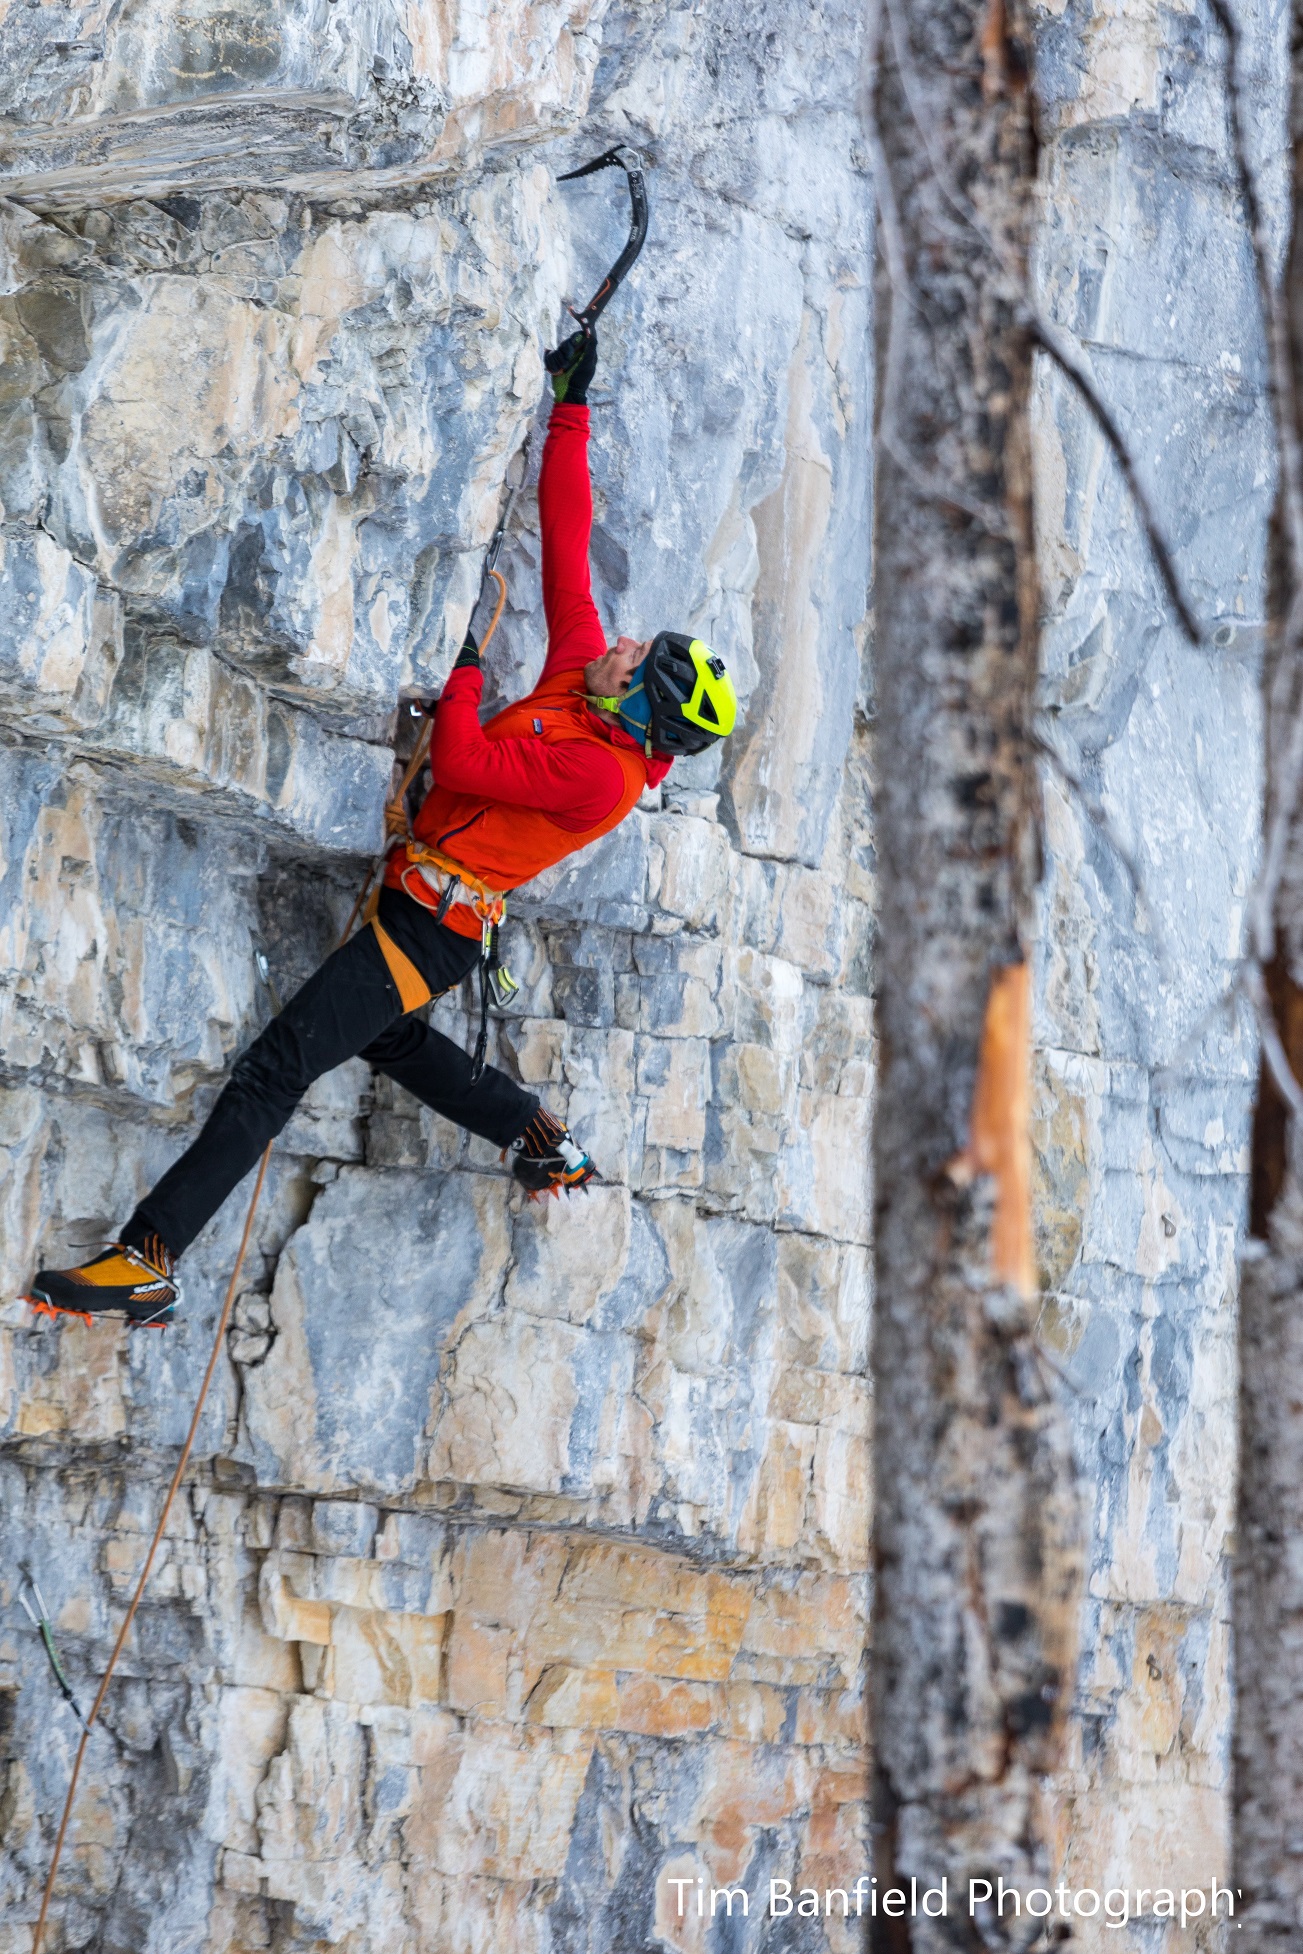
{"left": 545, "top": 144, "right": 649, "bottom": 372}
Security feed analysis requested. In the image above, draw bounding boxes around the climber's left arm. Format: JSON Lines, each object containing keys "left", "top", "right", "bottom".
{"left": 430, "top": 651, "right": 624, "bottom": 831}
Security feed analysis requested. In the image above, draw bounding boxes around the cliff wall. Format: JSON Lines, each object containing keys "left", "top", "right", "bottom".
{"left": 0, "top": 3, "right": 874, "bottom": 1949}
{"left": 0, "top": 0, "right": 1286, "bottom": 1946}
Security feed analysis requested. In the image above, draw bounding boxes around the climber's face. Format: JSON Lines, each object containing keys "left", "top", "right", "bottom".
{"left": 584, "top": 636, "right": 648, "bottom": 708}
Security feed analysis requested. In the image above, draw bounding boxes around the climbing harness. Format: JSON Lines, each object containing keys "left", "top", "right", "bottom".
{"left": 544, "top": 145, "right": 649, "bottom": 372}
{"left": 391, "top": 839, "right": 518, "bottom": 1079}
{"left": 17, "top": 1576, "right": 89, "bottom": 1731}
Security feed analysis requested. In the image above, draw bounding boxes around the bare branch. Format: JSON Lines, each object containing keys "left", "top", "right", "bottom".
{"left": 1030, "top": 716, "right": 1167, "bottom": 969}
{"left": 881, "top": 0, "right": 1204, "bottom": 646}
{"left": 1245, "top": 959, "right": 1303, "bottom": 1118}
{"left": 1030, "top": 319, "right": 1203, "bottom": 646}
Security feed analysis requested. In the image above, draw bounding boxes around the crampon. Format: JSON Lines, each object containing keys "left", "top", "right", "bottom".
{"left": 507, "top": 1109, "right": 598, "bottom": 1198}
{"left": 24, "top": 1235, "right": 180, "bottom": 1328}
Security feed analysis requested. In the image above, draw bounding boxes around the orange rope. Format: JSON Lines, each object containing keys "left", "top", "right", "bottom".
{"left": 31, "top": 563, "right": 515, "bottom": 1947}
{"left": 31, "top": 1145, "right": 270, "bottom": 1954}
{"left": 338, "top": 567, "right": 508, "bottom": 941}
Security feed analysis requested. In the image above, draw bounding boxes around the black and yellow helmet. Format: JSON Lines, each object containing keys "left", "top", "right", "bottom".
{"left": 639, "top": 632, "right": 738, "bottom": 757}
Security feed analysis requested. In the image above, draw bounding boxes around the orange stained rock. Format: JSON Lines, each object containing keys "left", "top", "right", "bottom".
{"left": 809, "top": 1763, "right": 870, "bottom": 1809}
{"left": 282, "top": 1592, "right": 332, "bottom": 1648}
{"left": 739, "top": 1571, "right": 864, "bottom": 1668}
{"left": 403, "top": 1721, "right": 595, "bottom": 1882}
{"left": 723, "top": 1679, "right": 790, "bottom": 1743}
{"left": 1125, "top": 1602, "right": 1185, "bottom": 1757}
{"left": 447, "top": 1615, "right": 512, "bottom": 1718}
{"left": 950, "top": 960, "right": 1034, "bottom": 1298}
{"left": 404, "top": 1864, "right": 555, "bottom": 1954}
{"left": 326, "top": 1604, "right": 445, "bottom": 1708}
{"left": 702, "top": 1739, "right": 811, "bottom": 1839}
{"left": 524, "top": 1664, "right": 620, "bottom": 1728}
{"left": 17, "top": 1313, "right": 125, "bottom": 1440}
{"left": 794, "top": 1688, "right": 865, "bottom": 1748}
{"left": 798, "top": 1799, "right": 872, "bottom": 1879}
{"left": 614, "top": 1673, "right": 721, "bottom": 1737}
{"left": 512, "top": 1538, "right": 754, "bottom": 1683}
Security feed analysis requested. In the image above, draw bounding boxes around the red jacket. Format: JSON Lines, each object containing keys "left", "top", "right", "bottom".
{"left": 387, "top": 403, "right": 671, "bottom": 939}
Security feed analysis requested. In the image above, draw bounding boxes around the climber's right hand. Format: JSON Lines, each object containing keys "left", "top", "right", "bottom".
{"left": 546, "top": 326, "right": 598, "bottom": 405}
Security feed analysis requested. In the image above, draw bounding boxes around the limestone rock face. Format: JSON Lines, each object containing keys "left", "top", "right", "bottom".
{"left": 1030, "top": 0, "right": 1279, "bottom": 1936}
{"left": 0, "top": 0, "right": 872, "bottom": 1948}
{"left": 0, "top": 0, "right": 1273, "bottom": 1939}
{"left": 0, "top": 0, "right": 609, "bottom": 204}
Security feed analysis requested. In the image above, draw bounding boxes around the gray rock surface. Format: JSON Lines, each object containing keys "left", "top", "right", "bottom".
{"left": 0, "top": 0, "right": 1281, "bottom": 1940}
{"left": 1030, "top": 0, "right": 1281, "bottom": 1934}
{"left": 0, "top": 0, "right": 873, "bottom": 1948}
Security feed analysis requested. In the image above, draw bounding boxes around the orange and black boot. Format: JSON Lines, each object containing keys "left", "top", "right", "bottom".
{"left": 509, "top": 1109, "right": 597, "bottom": 1197}
{"left": 27, "top": 1234, "right": 180, "bottom": 1327}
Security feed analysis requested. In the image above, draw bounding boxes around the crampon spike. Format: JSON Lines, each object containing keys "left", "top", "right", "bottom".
{"left": 24, "top": 1295, "right": 93, "bottom": 1330}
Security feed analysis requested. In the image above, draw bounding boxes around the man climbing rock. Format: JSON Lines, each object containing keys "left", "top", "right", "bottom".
{"left": 27, "top": 329, "right": 738, "bottom": 1327}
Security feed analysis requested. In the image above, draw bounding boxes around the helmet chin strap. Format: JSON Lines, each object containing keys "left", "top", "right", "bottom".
{"left": 583, "top": 680, "right": 657, "bottom": 758}
{"left": 585, "top": 678, "right": 646, "bottom": 719}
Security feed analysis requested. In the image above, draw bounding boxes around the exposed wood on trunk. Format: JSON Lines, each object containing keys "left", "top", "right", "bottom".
{"left": 869, "top": 0, "right": 1081, "bottom": 1937}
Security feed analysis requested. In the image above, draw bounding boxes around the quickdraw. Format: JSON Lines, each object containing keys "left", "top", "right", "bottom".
{"left": 544, "top": 144, "right": 649, "bottom": 368}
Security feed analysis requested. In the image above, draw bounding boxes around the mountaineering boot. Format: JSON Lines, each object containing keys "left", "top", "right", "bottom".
{"left": 509, "top": 1108, "right": 597, "bottom": 1197}
{"left": 26, "top": 1234, "right": 180, "bottom": 1328}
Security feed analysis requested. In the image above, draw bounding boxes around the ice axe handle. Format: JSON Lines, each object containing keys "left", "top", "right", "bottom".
{"left": 551, "top": 146, "right": 649, "bottom": 341}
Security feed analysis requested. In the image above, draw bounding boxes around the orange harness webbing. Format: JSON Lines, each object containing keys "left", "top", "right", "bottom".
{"left": 400, "top": 841, "right": 507, "bottom": 929}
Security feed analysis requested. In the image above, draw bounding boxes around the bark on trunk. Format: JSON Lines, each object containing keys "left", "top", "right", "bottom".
{"left": 1234, "top": 43, "right": 1303, "bottom": 1934}
{"left": 1237, "top": 1186, "right": 1303, "bottom": 1944}
{"left": 869, "top": 0, "right": 1081, "bottom": 1940}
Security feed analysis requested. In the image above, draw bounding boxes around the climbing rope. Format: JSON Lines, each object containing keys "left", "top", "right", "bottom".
{"left": 342, "top": 565, "right": 508, "bottom": 940}
{"left": 28, "top": 559, "right": 512, "bottom": 1954}
{"left": 30, "top": 1145, "right": 269, "bottom": 1954}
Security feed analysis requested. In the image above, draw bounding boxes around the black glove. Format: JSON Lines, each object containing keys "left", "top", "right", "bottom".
{"left": 546, "top": 326, "right": 598, "bottom": 405}
{"left": 454, "top": 632, "right": 480, "bottom": 671}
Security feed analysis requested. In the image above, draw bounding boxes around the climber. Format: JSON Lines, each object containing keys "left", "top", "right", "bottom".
{"left": 26, "top": 327, "right": 739, "bottom": 1326}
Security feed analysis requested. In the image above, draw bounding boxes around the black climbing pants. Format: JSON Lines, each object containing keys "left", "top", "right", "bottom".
{"left": 121, "top": 887, "right": 539, "bottom": 1259}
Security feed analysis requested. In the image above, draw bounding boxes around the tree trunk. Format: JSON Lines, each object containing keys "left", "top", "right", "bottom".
{"left": 1234, "top": 16, "right": 1303, "bottom": 1931}
{"left": 869, "top": 0, "right": 1081, "bottom": 1939}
